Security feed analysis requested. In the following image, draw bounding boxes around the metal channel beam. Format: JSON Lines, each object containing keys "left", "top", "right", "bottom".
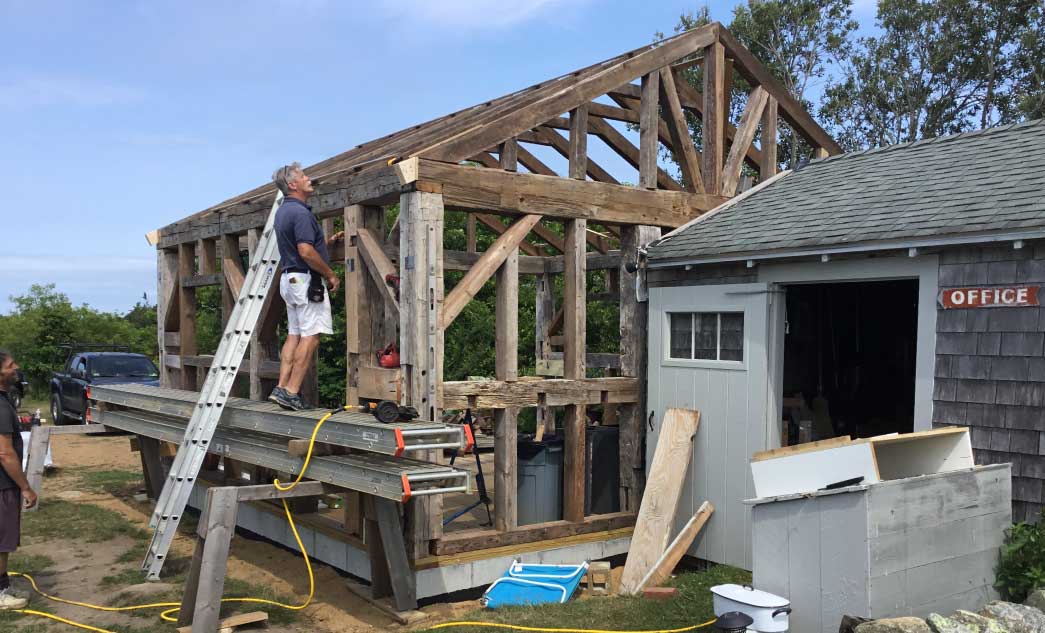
{"left": 90, "top": 384, "right": 467, "bottom": 456}
{"left": 93, "top": 407, "right": 470, "bottom": 502}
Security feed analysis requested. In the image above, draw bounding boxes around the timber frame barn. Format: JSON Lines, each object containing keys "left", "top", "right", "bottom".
{"left": 149, "top": 23, "right": 839, "bottom": 597}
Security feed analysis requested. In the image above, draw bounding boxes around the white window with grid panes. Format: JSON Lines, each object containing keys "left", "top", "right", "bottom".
{"left": 667, "top": 311, "right": 745, "bottom": 363}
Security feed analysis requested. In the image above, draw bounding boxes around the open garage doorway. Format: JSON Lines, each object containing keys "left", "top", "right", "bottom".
{"left": 781, "top": 279, "right": 919, "bottom": 445}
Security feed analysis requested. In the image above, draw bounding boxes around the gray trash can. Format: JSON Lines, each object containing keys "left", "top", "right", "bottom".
{"left": 516, "top": 437, "right": 563, "bottom": 525}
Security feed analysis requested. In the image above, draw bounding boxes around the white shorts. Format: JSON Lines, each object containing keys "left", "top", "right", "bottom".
{"left": 279, "top": 272, "right": 333, "bottom": 337}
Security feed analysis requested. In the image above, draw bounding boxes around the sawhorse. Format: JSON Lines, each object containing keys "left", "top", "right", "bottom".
{"left": 177, "top": 481, "right": 417, "bottom": 633}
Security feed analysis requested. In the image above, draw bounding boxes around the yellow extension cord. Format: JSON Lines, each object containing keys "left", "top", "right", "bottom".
{"left": 10, "top": 405, "right": 717, "bottom": 633}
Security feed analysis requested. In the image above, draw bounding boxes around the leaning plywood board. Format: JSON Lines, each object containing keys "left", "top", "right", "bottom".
{"left": 751, "top": 440, "right": 879, "bottom": 499}
{"left": 619, "top": 408, "right": 699, "bottom": 595}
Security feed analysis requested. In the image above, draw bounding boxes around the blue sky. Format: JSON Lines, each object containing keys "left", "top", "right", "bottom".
{"left": 0, "top": 0, "right": 878, "bottom": 314}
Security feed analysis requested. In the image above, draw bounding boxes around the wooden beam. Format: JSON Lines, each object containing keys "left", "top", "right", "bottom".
{"left": 515, "top": 144, "right": 557, "bottom": 176}
{"left": 442, "top": 377, "right": 640, "bottom": 409}
{"left": 587, "top": 117, "right": 682, "bottom": 191}
{"left": 638, "top": 71, "right": 660, "bottom": 190}
{"left": 563, "top": 218, "right": 586, "bottom": 523}
{"left": 721, "top": 86, "right": 768, "bottom": 196}
{"left": 760, "top": 96, "right": 778, "bottom": 181}
{"left": 356, "top": 228, "right": 401, "bottom": 315}
{"left": 177, "top": 242, "right": 197, "bottom": 391}
{"left": 418, "top": 25, "right": 718, "bottom": 162}
{"left": 494, "top": 242, "right": 519, "bottom": 531}
{"left": 702, "top": 41, "right": 726, "bottom": 195}
{"left": 716, "top": 27, "right": 841, "bottom": 155}
{"left": 659, "top": 67, "right": 705, "bottom": 193}
{"left": 219, "top": 234, "right": 242, "bottom": 331}
{"left": 181, "top": 273, "right": 222, "bottom": 288}
{"left": 568, "top": 105, "right": 588, "bottom": 180}
{"left": 499, "top": 138, "right": 518, "bottom": 171}
{"left": 473, "top": 214, "right": 544, "bottom": 257}
{"left": 441, "top": 214, "right": 543, "bottom": 328}
{"left": 619, "top": 225, "right": 660, "bottom": 511}
{"left": 535, "top": 127, "right": 620, "bottom": 186}
{"left": 394, "top": 159, "right": 726, "bottom": 228}
{"left": 466, "top": 214, "right": 477, "bottom": 252}
{"left": 432, "top": 512, "right": 636, "bottom": 556}
{"left": 636, "top": 501, "right": 714, "bottom": 591}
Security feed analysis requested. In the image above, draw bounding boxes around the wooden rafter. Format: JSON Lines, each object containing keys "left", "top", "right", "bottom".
{"left": 721, "top": 86, "right": 768, "bottom": 196}
{"left": 534, "top": 127, "right": 620, "bottom": 185}
{"left": 658, "top": 67, "right": 705, "bottom": 193}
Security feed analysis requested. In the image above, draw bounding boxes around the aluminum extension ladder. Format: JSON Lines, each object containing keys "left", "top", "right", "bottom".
{"left": 142, "top": 192, "right": 284, "bottom": 580}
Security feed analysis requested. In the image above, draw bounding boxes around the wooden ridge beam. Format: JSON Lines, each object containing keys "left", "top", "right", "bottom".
{"left": 721, "top": 86, "right": 768, "bottom": 196}
{"left": 659, "top": 67, "right": 704, "bottom": 193}
{"left": 441, "top": 215, "right": 543, "bottom": 328}
{"left": 394, "top": 158, "right": 725, "bottom": 228}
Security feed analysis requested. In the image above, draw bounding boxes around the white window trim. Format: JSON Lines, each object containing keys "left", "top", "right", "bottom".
{"left": 662, "top": 309, "right": 748, "bottom": 371}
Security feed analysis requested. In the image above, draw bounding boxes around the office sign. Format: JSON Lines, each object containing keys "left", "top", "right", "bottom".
{"left": 939, "top": 286, "right": 1040, "bottom": 309}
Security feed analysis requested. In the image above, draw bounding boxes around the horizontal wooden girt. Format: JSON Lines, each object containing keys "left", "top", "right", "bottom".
{"left": 441, "top": 377, "right": 640, "bottom": 409}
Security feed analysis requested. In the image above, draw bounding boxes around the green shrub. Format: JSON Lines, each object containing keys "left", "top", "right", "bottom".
{"left": 995, "top": 510, "right": 1045, "bottom": 602}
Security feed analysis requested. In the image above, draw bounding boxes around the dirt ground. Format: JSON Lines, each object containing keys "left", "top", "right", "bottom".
{"left": 7, "top": 427, "right": 480, "bottom": 633}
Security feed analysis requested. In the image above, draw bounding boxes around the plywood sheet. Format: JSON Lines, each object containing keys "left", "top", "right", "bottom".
{"left": 620, "top": 408, "right": 699, "bottom": 594}
{"left": 751, "top": 441, "right": 879, "bottom": 499}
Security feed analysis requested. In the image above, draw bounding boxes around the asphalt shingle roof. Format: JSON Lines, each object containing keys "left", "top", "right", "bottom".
{"left": 647, "top": 119, "right": 1045, "bottom": 262}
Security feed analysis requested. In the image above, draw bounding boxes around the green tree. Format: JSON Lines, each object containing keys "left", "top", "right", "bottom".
{"left": 0, "top": 284, "right": 158, "bottom": 393}
{"left": 821, "top": 0, "right": 1044, "bottom": 149}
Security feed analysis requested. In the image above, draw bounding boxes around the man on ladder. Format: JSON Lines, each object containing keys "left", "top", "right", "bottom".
{"left": 268, "top": 162, "right": 343, "bottom": 411}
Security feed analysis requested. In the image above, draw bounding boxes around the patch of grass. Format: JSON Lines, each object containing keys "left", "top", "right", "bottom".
{"left": 421, "top": 565, "right": 751, "bottom": 633}
{"left": 75, "top": 468, "right": 144, "bottom": 496}
{"left": 101, "top": 568, "right": 150, "bottom": 588}
{"left": 222, "top": 577, "right": 302, "bottom": 625}
{"left": 22, "top": 499, "right": 149, "bottom": 544}
{"left": 116, "top": 541, "right": 147, "bottom": 564}
{"left": 8, "top": 552, "right": 55, "bottom": 575}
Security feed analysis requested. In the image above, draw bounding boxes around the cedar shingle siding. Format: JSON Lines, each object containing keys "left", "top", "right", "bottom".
{"left": 934, "top": 243, "right": 1045, "bottom": 522}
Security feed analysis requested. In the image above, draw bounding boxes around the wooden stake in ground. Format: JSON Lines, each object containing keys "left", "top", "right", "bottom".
{"left": 636, "top": 501, "right": 714, "bottom": 591}
{"left": 619, "top": 408, "right": 699, "bottom": 594}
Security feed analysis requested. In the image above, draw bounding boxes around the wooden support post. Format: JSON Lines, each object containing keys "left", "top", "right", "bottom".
{"left": 494, "top": 242, "right": 519, "bottom": 531}
{"left": 619, "top": 225, "right": 660, "bottom": 511}
{"left": 158, "top": 248, "right": 179, "bottom": 388}
{"left": 563, "top": 219, "right": 586, "bottom": 523}
{"left": 639, "top": 72, "right": 660, "bottom": 190}
{"left": 344, "top": 206, "right": 363, "bottom": 406}
{"left": 138, "top": 435, "right": 166, "bottom": 500}
{"left": 178, "top": 242, "right": 198, "bottom": 391}
{"left": 760, "top": 96, "right": 778, "bottom": 181}
{"left": 535, "top": 272, "right": 556, "bottom": 437}
{"left": 219, "top": 234, "right": 241, "bottom": 331}
{"left": 364, "top": 496, "right": 392, "bottom": 599}
{"left": 181, "top": 488, "right": 241, "bottom": 630}
{"left": 466, "top": 214, "right": 477, "bottom": 252}
{"left": 399, "top": 190, "right": 444, "bottom": 557}
{"left": 568, "top": 105, "right": 588, "bottom": 180}
{"left": 499, "top": 138, "right": 518, "bottom": 171}
{"left": 247, "top": 228, "right": 266, "bottom": 400}
{"left": 703, "top": 41, "right": 726, "bottom": 195}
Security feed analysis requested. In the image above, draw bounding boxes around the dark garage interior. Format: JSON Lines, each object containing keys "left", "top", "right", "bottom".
{"left": 782, "top": 279, "right": 919, "bottom": 444}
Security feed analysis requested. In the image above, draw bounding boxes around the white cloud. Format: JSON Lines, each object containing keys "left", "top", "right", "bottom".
{"left": 375, "top": 0, "right": 582, "bottom": 29}
{"left": 0, "top": 76, "right": 145, "bottom": 109}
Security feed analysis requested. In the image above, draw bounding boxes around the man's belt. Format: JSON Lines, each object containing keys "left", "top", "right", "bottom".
{"left": 283, "top": 267, "right": 310, "bottom": 274}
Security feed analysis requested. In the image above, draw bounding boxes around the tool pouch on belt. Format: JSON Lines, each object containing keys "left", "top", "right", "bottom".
{"left": 307, "top": 271, "right": 326, "bottom": 303}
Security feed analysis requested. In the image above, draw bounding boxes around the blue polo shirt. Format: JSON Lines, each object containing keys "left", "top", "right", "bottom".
{"left": 273, "top": 198, "right": 329, "bottom": 273}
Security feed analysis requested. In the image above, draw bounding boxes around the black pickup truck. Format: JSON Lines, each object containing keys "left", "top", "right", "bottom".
{"left": 50, "top": 350, "right": 160, "bottom": 424}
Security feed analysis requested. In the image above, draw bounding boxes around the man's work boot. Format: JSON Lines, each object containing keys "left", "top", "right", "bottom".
{"left": 282, "top": 392, "right": 312, "bottom": 412}
{"left": 0, "top": 587, "right": 28, "bottom": 609}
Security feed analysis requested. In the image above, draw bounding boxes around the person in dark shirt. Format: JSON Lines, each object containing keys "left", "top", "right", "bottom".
{"left": 268, "top": 162, "right": 343, "bottom": 411}
{"left": 0, "top": 350, "right": 36, "bottom": 609}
